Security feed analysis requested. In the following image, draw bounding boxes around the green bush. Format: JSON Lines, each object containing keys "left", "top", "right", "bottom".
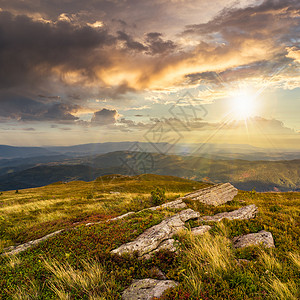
{"left": 269, "top": 205, "right": 282, "bottom": 212}
{"left": 151, "top": 187, "right": 166, "bottom": 206}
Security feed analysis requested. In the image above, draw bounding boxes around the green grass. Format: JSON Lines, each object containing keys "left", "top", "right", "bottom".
{"left": 0, "top": 175, "right": 299, "bottom": 299}
{"left": 0, "top": 174, "right": 210, "bottom": 248}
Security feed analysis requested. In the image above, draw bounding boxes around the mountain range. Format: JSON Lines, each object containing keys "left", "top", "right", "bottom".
{"left": 0, "top": 146, "right": 299, "bottom": 192}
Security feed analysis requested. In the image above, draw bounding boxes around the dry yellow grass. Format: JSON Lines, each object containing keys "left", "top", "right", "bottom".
{"left": 259, "top": 250, "right": 282, "bottom": 273}
{"left": 44, "top": 258, "right": 119, "bottom": 300}
{"left": 266, "top": 277, "right": 298, "bottom": 300}
{"left": 177, "top": 226, "right": 234, "bottom": 297}
{"left": 289, "top": 252, "right": 300, "bottom": 269}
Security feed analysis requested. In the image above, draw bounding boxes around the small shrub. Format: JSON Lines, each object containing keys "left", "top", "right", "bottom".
{"left": 151, "top": 187, "right": 166, "bottom": 206}
{"left": 15, "top": 190, "right": 19, "bottom": 194}
{"left": 86, "top": 192, "right": 94, "bottom": 200}
{"left": 270, "top": 205, "right": 282, "bottom": 212}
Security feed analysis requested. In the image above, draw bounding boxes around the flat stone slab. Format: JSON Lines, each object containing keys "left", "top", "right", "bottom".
{"left": 2, "top": 230, "right": 63, "bottom": 256}
{"left": 181, "top": 183, "right": 238, "bottom": 206}
{"left": 233, "top": 230, "right": 275, "bottom": 249}
{"left": 111, "top": 209, "right": 200, "bottom": 258}
{"left": 200, "top": 204, "right": 258, "bottom": 222}
{"left": 122, "top": 278, "right": 178, "bottom": 300}
{"left": 191, "top": 225, "right": 211, "bottom": 235}
{"left": 148, "top": 199, "right": 187, "bottom": 211}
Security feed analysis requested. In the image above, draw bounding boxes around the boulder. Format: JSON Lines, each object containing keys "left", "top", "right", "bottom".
{"left": 200, "top": 204, "right": 258, "bottom": 222}
{"left": 191, "top": 225, "right": 211, "bottom": 235}
{"left": 111, "top": 209, "right": 200, "bottom": 258}
{"left": 148, "top": 199, "right": 187, "bottom": 211}
{"left": 3, "top": 230, "right": 63, "bottom": 256}
{"left": 233, "top": 230, "right": 275, "bottom": 249}
{"left": 122, "top": 278, "right": 178, "bottom": 300}
{"left": 181, "top": 183, "right": 238, "bottom": 206}
{"left": 107, "top": 212, "right": 135, "bottom": 222}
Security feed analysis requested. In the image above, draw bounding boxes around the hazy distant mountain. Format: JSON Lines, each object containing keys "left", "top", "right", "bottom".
{"left": 0, "top": 164, "right": 127, "bottom": 190}
{"left": 1, "top": 142, "right": 299, "bottom": 161}
{"left": 0, "top": 155, "right": 70, "bottom": 176}
{"left": 46, "top": 142, "right": 300, "bottom": 161}
{"left": 0, "top": 145, "right": 57, "bottom": 159}
{"left": 0, "top": 151, "right": 299, "bottom": 192}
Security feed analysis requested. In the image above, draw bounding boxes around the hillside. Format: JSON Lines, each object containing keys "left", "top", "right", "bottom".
{"left": 0, "top": 151, "right": 299, "bottom": 192}
{"left": 0, "top": 175, "right": 299, "bottom": 299}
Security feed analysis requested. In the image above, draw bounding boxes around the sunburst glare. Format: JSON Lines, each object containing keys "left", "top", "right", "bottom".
{"left": 230, "top": 89, "right": 257, "bottom": 120}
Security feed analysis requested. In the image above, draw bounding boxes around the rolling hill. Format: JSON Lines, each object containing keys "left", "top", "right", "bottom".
{"left": 0, "top": 151, "right": 299, "bottom": 192}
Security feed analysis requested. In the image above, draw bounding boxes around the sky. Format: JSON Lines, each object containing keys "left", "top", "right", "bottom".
{"left": 0, "top": 0, "right": 299, "bottom": 150}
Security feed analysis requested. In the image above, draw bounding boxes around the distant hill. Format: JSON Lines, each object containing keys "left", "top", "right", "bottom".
{"left": 0, "top": 145, "right": 57, "bottom": 159}
{"left": 0, "top": 151, "right": 299, "bottom": 192}
{"left": 1, "top": 142, "right": 299, "bottom": 161}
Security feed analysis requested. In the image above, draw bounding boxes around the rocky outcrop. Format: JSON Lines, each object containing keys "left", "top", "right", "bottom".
{"left": 107, "top": 212, "right": 135, "bottom": 222}
{"left": 181, "top": 183, "right": 238, "bottom": 206}
{"left": 191, "top": 225, "right": 211, "bottom": 235}
{"left": 111, "top": 209, "right": 200, "bottom": 258}
{"left": 122, "top": 279, "right": 178, "bottom": 300}
{"left": 233, "top": 230, "right": 275, "bottom": 249}
{"left": 148, "top": 199, "right": 187, "bottom": 211}
{"left": 200, "top": 204, "right": 258, "bottom": 222}
{"left": 2, "top": 230, "right": 63, "bottom": 256}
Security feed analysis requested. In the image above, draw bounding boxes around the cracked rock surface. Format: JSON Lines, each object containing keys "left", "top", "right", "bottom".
{"left": 181, "top": 183, "right": 238, "bottom": 206}
{"left": 191, "top": 225, "right": 212, "bottom": 235}
{"left": 233, "top": 230, "right": 275, "bottom": 249}
{"left": 122, "top": 278, "right": 178, "bottom": 300}
{"left": 148, "top": 199, "right": 187, "bottom": 211}
{"left": 200, "top": 204, "right": 258, "bottom": 222}
{"left": 111, "top": 209, "right": 200, "bottom": 258}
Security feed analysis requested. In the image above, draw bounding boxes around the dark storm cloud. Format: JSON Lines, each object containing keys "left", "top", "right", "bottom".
{"left": 91, "top": 108, "right": 119, "bottom": 125}
{"left": 0, "top": 94, "right": 80, "bottom": 122}
{"left": 117, "top": 31, "right": 177, "bottom": 55}
{"left": 0, "top": 0, "right": 298, "bottom": 125}
{"left": 145, "top": 32, "right": 177, "bottom": 55}
{"left": 117, "top": 31, "right": 147, "bottom": 51}
{"left": 0, "top": 11, "right": 115, "bottom": 89}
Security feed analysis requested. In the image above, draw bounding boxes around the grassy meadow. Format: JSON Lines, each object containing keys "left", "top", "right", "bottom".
{"left": 0, "top": 174, "right": 299, "bottom": 299}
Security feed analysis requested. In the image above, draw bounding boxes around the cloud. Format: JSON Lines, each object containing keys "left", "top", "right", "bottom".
{"left": 91, "top": 108, "right": 119, "bottom": 125}
{"left": 115, "top": 116, "right": 298, "bottom": 137}
{"left": 286, "top": 47, "right": 300, "bottom": 63}
{"left": 0, "top": 0, "right": 299, "bottom": 125}
{"left": 0, "top": 94, "right": 80, "bottom": 122}
{"left": 22, "top": 127, "right": 36, "bottom": 131}
{"left": 223, "top": 117, "right": 297, "bottom": 135}
{"left": 117, "top": 31, "right": 147, "bottom": 52}
{"left": 0, "top": 11, "right": 115, "bottom": 90}
{"left": 145, "top": 32, "right": 177, "bottom": 55}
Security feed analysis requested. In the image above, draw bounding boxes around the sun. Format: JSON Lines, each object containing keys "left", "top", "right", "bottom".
{"left": 231, "top": 89, "right": 256, "bottom": 120}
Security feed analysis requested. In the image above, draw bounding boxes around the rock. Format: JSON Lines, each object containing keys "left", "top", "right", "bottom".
{"left": 107, "top": 212, "right": 135, "bottom": 222}
{"left": 3, "top": 230, "right": 63, "bottom": 256}
{"left": 143, "top": 239, "right": 178, "bottom": 259}
{"left": 191, "top": 225, "right": 211, "bottom": 235}
{"left": 111, "top": 209, "right": 200, "bottom": 258}
{"left": 233, "top": 230, "right": 275, "bottom": 249}
{"left": 122, "top": 278, "right": 178, "bottom": 300}
{"left": 200, "top": 204, "right": 258, "bottom": 222}
{"left": 181, "top": 183, "right": 238, "bottom": 206}
{"left": 148, "top": 199, "right": 187, "bottom": 211}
